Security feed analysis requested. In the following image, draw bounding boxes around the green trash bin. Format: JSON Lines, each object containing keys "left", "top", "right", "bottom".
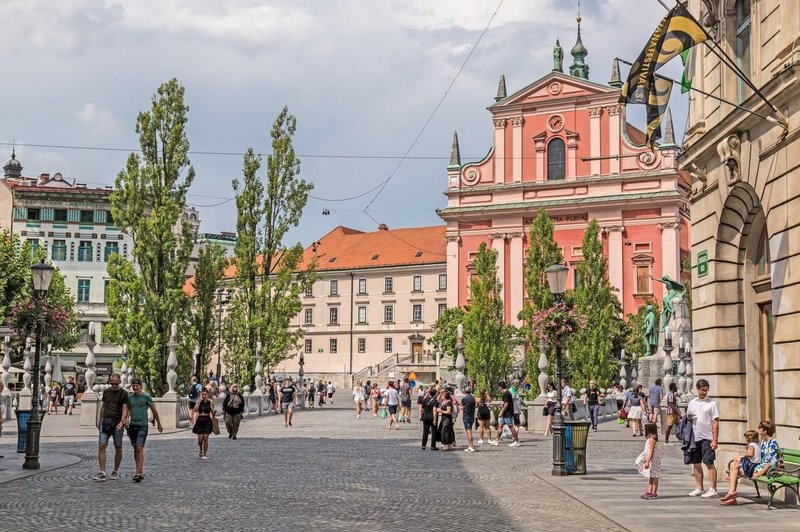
{"left": 564, "top": 420, "right": 591, "bottom": 475}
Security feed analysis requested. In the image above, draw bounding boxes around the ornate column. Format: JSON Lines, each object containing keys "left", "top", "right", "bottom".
{"left": 588, "top": 107, "right": 602, "bottom": 175}
{"left": 603, "top": 225, "right": 625, "bottom": 311}
{"left": 120, "top": 347, "right": 129, "bottom": 392}
{"left": 658, "top": 220, "right": 681, "bottom": 282}
{"left": 537, "top": 341, "right": 550, "bottom": 398}
{"left": 445, "top": 235, "right": 460, "bottom": 308}
{"left": 534, "top": 133, "right": 546, "bottom": 182}
{"left": 508, "top": 232, "right": 524, "bottom": 326}
{"left": 566, "top": 131, "right": 578, "bottom": 178}
{"left": 19, "top": 337, "right": 33, "bottom": 410}
{"left": 490, "top": 233, "right": 506, "bottom": 303}
{"left": 165, "top": 322, "right": 178, "bottom": 398}
{"left": 2, "top": 337, "right": 12, "bottom": 420}
{"left": 154, "top": 322, "right": 181, "bottom": 429}
{"left": 52, "top": 346, "right": 62, "bottom": 385}
{"left": 80, "top": 323, "right": 99, "bottom": 426}
{"left": 493, "top": 118, "right": 507, "bottom": 184}
{"left": 44, "top": 350, "right": 52, "bottom": 391}
{"left": 454, "top": 324, "right": 466, "bottom": 395}
{"left": 510, "top": 116, "right": 525, "bottom": 182}
{"left": 606, "top": 105, "right": 621, "bottom": 174}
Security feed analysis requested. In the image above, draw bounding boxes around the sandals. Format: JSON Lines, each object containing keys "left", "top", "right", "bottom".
{"left": 720, "top": 497, "right": 738, "bottom": 506}
{"left": 720, "top": 492, "right": 737, "bottom": 502}
{"left": 132, "top": 474, "right": 142, "bottom": 482}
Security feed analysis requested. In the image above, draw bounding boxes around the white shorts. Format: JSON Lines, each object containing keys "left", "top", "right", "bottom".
{"left": 64, "top": 396, "right": 75, "bottom": 407}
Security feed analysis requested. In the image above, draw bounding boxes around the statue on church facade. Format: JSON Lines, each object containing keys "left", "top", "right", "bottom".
{"left": 643, "top": 304, "right": 658, "bottom": 356}
{"left": 553, "top": 38, "right": 564, "bottom": 73}
{"left": 651, "top": 275, "right": 687, "bottom": 331}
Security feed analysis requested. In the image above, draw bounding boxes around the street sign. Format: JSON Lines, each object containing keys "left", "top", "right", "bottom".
{"left": 408, "top": 372, "right": 417, "bottom": 380}
{"left": 409, "top": 380, "right": 416, "bottom": 388}
{"left": 697, "top": 250, "right": 709, "bottom": 278}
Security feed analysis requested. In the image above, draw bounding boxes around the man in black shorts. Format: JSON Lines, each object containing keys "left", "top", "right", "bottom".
{"left": 420, "top": 388, "right": 439, "bottom": 450}
{"left": 460, "top": 387, "right": 476, "bottom": 452}
{"left": 281, "top": 379, "right": 296, "bottom": 428}
{"left": 93, "top": 373, "right": 129, "bottom": 481}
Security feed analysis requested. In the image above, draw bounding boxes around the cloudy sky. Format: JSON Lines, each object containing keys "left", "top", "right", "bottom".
{"left": 0, "top": 0, "right": 689, "bottom": 244}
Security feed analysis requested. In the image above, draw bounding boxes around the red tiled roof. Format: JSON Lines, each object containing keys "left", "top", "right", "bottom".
{"left": 626, "top": 123, "right": 647, "bottom": 146}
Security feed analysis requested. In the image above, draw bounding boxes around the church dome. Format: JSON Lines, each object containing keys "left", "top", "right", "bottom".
{"left": 3, "top": 150, "right": 22, "bottom": 178}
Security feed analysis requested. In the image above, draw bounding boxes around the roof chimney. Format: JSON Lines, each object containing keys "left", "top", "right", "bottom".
{"left": 38, "top": 173, "right": 50, "bottom": 185}
{"left": 378, "top": 223, "right": 389, "bottom": 231}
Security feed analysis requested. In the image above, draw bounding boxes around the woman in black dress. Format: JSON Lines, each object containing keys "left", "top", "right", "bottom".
{"left": 192, "top": 389, "right": 214, "bottom": 459}
{"left": 437, "top": 391, "right": 456, "bottom": 451}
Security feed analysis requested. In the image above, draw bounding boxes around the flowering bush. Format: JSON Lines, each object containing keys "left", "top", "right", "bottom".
{"left": 10, "top": 300, "right": 72, "bottom": 338}
{"left": 528, "top": 301, "right": 582, "bottom": 346}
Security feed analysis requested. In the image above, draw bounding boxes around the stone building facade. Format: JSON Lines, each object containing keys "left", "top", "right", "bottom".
{"left": 682, "top": 0, "right": 800, "bottom": 449}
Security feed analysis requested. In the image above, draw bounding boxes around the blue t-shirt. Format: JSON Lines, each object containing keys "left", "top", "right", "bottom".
{"left": 649, "top": 385, "right": 663, "bottom": 407}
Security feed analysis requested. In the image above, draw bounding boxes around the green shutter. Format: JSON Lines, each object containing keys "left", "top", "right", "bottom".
{"left": 93, "top": 210, "right": 104, "bottom": 223}
{"left": 41, "top": 208, "right": 54, "bottom": 221}
{"left": 67, "top": 210, "right": 80, "bottom": 222}
{"left": 12, "top": 207, "right": 26, "bottom": 220}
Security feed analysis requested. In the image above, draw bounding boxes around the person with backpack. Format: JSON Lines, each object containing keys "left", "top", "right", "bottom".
{"left": 510, "top": 379, "right": 523, "bottom": 429}
{"left": 326, "top": 381, "right": 336, "bottom": 404}
{"left": 664, "top": 382, "right": 681, "bottom": 445}
{"left": 491, "top": 381, "right": 520, "bottom": 447}
{"left": 420, "top": 388, "right": 439, "bottom": 450}
{"left": 188, "top": 375, "right": 202, "bottom": 423}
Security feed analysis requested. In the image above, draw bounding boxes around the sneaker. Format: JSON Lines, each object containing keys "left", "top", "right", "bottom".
{"left": 688, "top": 488, "right": 705, "bottom": 497}
{"left": 109, "top": 471, "right": 119, "bottom": 481}
{"left": 509, "top": 441, "right": 521, "bottom": 447}
{"left": 201, "top": 456, "right": 208, "bottom": 460}
{"left": 490, "top": 440, "right": 499, "bottom": 446}
{"left": 640, "top": 492, "right": 652, "bottom": 499}
{"left": 664, "top": 442, "right": 675, "bottom": 447}
{"left": 92, "top": 472, "right": 107, "bottom": 482}
{"left": 701, "top": 489, "right": 719, "bottom": 498}
{"left": 477, "top": 439, "right": 484, "bottom": 446}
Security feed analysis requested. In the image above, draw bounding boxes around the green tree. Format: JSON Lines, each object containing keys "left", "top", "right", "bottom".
{"left": 224, "top": 106, "right": 315, "bottom": 384}
{"left": 106, "top": 78, "right": 195, "bottom": 395}
{"left": 429, "top": 306, "right": 467, "bottom": 363}
{"left": 518, "top": 210, "right": 563, "bottom": 388}
{"left": 190, "top": 245, "right": 226, "bottom": 378}
{"left": 0, "top": 231, "right": 33, "bottom": 320}
{"left": 568, "top": 219, "right": 624, "bottom": 388}
{"left": 464, "top": 242, "right": 515, "bottom": 394}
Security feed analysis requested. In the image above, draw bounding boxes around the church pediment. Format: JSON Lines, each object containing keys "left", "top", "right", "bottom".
{"left": 489, "top": 72, "right": 615, "bottom": 109}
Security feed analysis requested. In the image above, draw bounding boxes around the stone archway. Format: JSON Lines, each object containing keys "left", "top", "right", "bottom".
{"left": 713, "top": 182, "right": 773, "bottom": 427}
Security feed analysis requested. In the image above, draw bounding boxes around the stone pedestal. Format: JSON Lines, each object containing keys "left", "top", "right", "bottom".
{"left": 18, "top": 389, "right": 32, "bottom": 411}
{"left": 79, "top": 391, "right": 99, "bottom": 427}
{"left": 637, "top": 300, "right": 691, "bottom": 390}
{"left": 529, "top": 397, "right": 548, "bottom": 434}
{"left": 153, "top": 393, "right": 180, "bottom": 429}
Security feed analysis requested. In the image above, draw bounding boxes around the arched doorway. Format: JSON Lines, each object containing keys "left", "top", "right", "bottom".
{"left": 715, "top": 182, "right": 774, "bottom": 426}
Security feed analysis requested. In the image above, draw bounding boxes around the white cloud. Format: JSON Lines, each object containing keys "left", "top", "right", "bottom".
{"left": 76, "top": 104, "right": 122, "bottom": 138}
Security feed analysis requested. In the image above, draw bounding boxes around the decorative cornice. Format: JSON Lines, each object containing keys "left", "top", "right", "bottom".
{"left": 493, "top": 118, "right": 508, "bottom": 129}
{"left": 658, "top": 220, "right": 680, "bottom": 231}
{"left": 588, "top": 107, "right": 603, "bottom": 118}
{"left": 601, "top": 225, "right": 625, "bottom": 234}
{"left": 488, "top": 233, "right": 507, "bottom": 241}
{"left": 444, "top": 235, "right": 461, "bottom": 243}
{"left": 506, "top": 232, "right": 524, "bottom": 240}
{"left": 510, "top": 116, "right": 525, "bottom": 127}
{"left": 605, "top": 104, "right": 620, "bottom": 116}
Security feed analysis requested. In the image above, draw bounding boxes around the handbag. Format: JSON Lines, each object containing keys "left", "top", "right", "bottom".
{"left": 211, "top": 416, "right": 220, "bottom": 435}
{"left": 379, "top": 408, "right": 388, "bottom": 419}
{"left": 571, "top": 403, "right": 577, "bottom": 414}
{"left": 618, "top": 408, "right": 628, "bottom": 420}
{"left": 542, "top": 406, "right": 549, "bottom": 416}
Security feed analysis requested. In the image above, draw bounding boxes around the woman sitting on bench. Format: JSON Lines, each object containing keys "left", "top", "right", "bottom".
{"left": 722, "top": 419, "right": 779, "bottom": 505}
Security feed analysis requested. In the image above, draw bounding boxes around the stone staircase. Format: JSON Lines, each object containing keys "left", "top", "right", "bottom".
{"left": 352, "top": 352, "right": 449, "bottom": 385}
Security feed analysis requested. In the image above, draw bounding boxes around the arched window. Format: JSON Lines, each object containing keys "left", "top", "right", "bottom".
{"left": 547, "top": 138, "right": 566, "bottom": 180}
{"left": 735, "top": 0, "right": 751, "bottom": 103}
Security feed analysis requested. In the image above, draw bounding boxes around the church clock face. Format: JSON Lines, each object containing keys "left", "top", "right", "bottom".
{"left": 548, "top": 114, "right": 564, "bottom": 132}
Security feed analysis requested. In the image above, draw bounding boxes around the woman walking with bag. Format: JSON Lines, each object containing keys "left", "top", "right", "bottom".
{"left": 544, "top": 383, "right": 558, "bottom": 436}
{"left": 437, "top": 391, "right": 456, "bottom": 451}
{"left": 192, "top": 389, "right": 214, "bottom": 459}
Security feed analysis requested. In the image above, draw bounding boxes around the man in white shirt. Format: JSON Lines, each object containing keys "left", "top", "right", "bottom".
{"left": 686, "top": 379, "right": 720, "bottom": 498}
{"left": 561, "top": 378, "right": 574, "bottom": 421}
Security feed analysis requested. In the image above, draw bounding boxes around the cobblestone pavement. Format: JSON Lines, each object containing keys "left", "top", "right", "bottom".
{"left": 0, "top": 404, "right": 628, "bottom": 531}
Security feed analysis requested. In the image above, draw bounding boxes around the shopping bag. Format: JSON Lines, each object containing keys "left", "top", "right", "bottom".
{"left": 379, "top": 408, "right": 388, "bottom": 419}
{"left": 212, "top": 416, "right": 220, "bottom": 435}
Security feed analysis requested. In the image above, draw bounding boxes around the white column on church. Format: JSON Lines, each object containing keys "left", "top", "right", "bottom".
{"left": 490, "top": 233, "right": 506, "bottom": 303}
{"left": 607, "top": 105, "right": 621, "bottom": 174}
{"left": 588, "top": 107, "right": 602, "bottom": 175}
{"left": 445, "top": 235, "right": 461, "bottom": 308}
{"left": 511, "top": 116, "right": 524, "bottom": 182}
{"left": 493, "top": 118, "right": 506, "bottom": 184}
{"left": 604, "top": 226, "right": 625, "bottom": 310}
{"left": 508, "top": 232, "right": 524, "bottom": 326}
{"left": 659, "top": 220, "right": 681, "bottom": 280}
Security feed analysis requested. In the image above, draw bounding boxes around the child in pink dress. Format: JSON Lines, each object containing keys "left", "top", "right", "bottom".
{"left": 635, "top": 422, "right": 662, "bottom": 499}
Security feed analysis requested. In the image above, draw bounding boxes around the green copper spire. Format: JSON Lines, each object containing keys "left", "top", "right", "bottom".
{"left": 569, "top": 3, "right": 589, "bottom": 80}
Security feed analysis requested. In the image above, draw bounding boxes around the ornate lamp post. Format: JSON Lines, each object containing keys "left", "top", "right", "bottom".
{"left": 297, "top": 352, "right": 305, "bottom": 409}
{"left": 23, "top": 261, "right": 55, "bottom": 470}
{"left": 545, "top": 263, "right": 569, "bottom": 476}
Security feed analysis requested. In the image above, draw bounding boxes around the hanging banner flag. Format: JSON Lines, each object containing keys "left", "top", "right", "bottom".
{"left": 680, "top": 48, "right": 695, "bottom": 94}
{"left": 619, "top": 3, "right": 708, "bottom": 146}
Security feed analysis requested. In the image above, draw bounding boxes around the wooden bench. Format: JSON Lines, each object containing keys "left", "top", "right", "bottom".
{"left": 730, "top": 448, "right": 800, "bottom": 509}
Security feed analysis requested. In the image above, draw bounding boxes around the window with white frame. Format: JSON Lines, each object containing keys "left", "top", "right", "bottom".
{"left": 304, "top": 339, "right": 312, "bottom": 353}
{"left": 384, "top": 276, "right": 393, "bottom": 293}
{"left": 384, "top": 337, "right": 393, "bottom": 353}
{"left": 358, "top": 278, "right": 367, "bottom": 294}
{"left": 438, "top": 303, "right": 447, "bottom": 317}
{"left": 358, "top": 337, "right": 366, "bottom": 353}
{"left": 304, "top": 284, "right": 313, "bottom": 297}
{"left": 412, "top": 304, "right": 423, "bottom": 322}
{"left": 330, "top": 279, "right": 338, "bottom": 296}
{"left": 384, "top": 305, "right": 394, "bottom": 323}
{"left": 357, "top": 306, "right": 367, "bottom": 324}
{"left": 330, "top": 338, "right": 338, "bottom": 354}
{"left": 304, "top": 308, "right": 313, "bottom": 325}
{"left": 438, "top": 273, "right": 447, "bottom": 290}
{"left": 412, "top": 275, "right": 422, "bottom": 292}
{"left": 636, "top": 265, "right": 652, "bottom": 294}
{"left": 329, "top": 307, "right": 339, "bottom": 325}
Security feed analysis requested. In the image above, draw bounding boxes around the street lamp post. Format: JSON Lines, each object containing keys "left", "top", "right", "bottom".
{"left": 23, "top": 261, "right": 55, "bottom": 470}
{"left": 545, "top": 263, "right": 569, "bottom": 477}
{"left": 297, "top": 353, "right": 305, "bottom": 409}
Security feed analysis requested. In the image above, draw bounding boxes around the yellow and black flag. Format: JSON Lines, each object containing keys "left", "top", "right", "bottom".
{"left": 619, "top": 3, "right": 707, "bottom": 146}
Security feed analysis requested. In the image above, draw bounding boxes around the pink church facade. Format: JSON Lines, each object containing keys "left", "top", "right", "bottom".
{"left": 438, "top": 66, "right": 690, "bottom": 324}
